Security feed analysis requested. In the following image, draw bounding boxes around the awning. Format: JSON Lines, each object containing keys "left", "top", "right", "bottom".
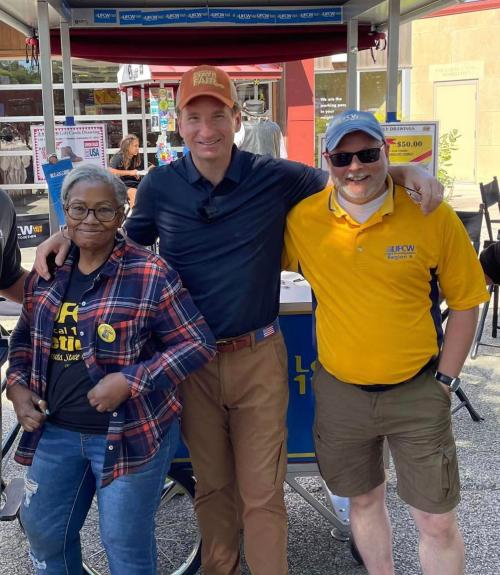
{"left": 117, "top": 63, "right": 283, "bottom": 86}
{"left": 427, "top": 0, "right": 500, "bottom": 18}
{"left": 50, "top": 25, "right": 383, "bottom": 66}
{"left": 150, "top": 64, "right": 282, "bottom": 81}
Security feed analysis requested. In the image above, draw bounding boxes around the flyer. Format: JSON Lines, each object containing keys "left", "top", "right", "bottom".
{"left": 381, "top": 121, "right": 438, "bottom": 176}
{"left": 31, "top": 124, "right": 107, "bottom": 183}
{"left": 42, "top": 158, "right": 73, "bottom": 228}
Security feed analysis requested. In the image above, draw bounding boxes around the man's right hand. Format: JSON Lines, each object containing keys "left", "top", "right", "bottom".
{"left": 6, "top": 383, "right": 48, "bottom": 432}
{"left": 34, "top": 231, "right": 70, "bottom": 280}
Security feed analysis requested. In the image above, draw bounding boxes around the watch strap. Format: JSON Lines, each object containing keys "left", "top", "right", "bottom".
{"left": 435, "top": 371, "right": 460, "bottom": 392}
{"left": 434, "top": 371, "right": 455, "bottom": 386}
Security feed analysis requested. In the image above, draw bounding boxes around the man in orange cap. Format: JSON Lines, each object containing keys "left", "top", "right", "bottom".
{"left": 35, "top": 65, "right": 444, "bottom": 575}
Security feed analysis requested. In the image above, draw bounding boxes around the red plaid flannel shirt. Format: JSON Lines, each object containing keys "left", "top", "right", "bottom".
{"left": 7, "top": 237, "right": 216, "bottom": 485}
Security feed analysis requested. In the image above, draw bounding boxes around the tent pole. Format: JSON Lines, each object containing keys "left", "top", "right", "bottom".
{"left": 60, "top": 19, "right": 74, "bottom": 123}
{"left": 37, "top": 0, "right": 57, "bottom": 231}
{"left": 346, "top": 18, "right": 358, "bottom": 109}
{"left": 386, "top": 0, "right": 400, "bottom": 122}
{"left": 141, "top": 84, "right": 148, "bottom": 169}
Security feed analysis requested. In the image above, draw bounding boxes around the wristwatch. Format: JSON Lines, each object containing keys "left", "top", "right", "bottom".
{"left": 435, "top": 371, "right": 461, "bottom": 392}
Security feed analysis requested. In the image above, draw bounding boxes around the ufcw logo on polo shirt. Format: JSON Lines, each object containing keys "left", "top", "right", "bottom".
{"left": 385, "top": 244, "right": 416, "bottom": 260}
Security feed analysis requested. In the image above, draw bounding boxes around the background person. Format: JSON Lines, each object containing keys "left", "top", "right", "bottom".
{"left": 6, "top": 164, "right": 216, "bottom": 575}
{"left": 108, "top": 134, "right": 143, "bottom": 208}
{"left": 479, "top": 240, "right": 500, "bottom": 284}
{"left": 0, "top": 188, "right": 26, "bottom": 303}
{"left": 283, "top": 109, "right": 489, "bottom": 575}
{"left": 34, "top": 66, "right": 444, "bottom": 575}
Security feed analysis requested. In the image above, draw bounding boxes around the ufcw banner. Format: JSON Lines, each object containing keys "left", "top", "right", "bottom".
{"left": 17, "top": 213, "right": 50, "bottom": 248}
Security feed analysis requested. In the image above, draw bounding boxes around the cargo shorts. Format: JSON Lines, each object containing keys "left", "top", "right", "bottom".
{"left": 312, "top": 364, "right": 460, "bottom": 514}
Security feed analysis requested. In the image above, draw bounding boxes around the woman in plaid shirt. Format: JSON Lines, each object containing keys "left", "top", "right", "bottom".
{"left": 6, "top": 164, "right": 216, "bottom": 575}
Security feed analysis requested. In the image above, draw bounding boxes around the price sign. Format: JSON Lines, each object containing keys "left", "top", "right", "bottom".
{"left": 381, "top": 122, "right": 438, "bottom": 176}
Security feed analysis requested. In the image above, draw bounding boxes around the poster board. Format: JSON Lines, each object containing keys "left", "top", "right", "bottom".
{"left": 381, "top": 121, "right": 438, "bottom": 176}
{"left": 31, "top": 124, "right": 107, "bottom": 183}
{"left": 150, "top": 87, "right": 176, "bottom": 133}
{"left": 42, "top": 158, "right": 73, "bottom": 228}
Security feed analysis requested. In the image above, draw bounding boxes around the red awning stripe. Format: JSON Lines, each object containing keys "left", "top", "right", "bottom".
{"left": 149, "top": 64, "right": 282, "bottom": 80}
{"left": 50, "top": 25, "right": 383, "bottom": 66}
{"left": 426, "top": 0, "right": 500, "bottom": 18}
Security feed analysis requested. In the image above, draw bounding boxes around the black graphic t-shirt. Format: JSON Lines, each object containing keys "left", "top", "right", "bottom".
{"left": 47, "top": 265, "right": 110, "bottom": 434}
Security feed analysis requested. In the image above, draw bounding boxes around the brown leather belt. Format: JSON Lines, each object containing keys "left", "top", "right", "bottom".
{"left": 216, "top": 319, "right": 280, "bottom": 353}
{"left": 217, "top": 335, "right": 253, "bottom": 353}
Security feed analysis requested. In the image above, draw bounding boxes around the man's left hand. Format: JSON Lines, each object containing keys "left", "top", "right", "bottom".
{"left": 88, "top": 373, "right": 130, "bottom": 412}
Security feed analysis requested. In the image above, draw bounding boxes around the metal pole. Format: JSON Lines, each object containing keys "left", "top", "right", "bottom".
{"left": 386, "top": 0, "right": 400, "bottom": 122}
{"left": 141, "top": 85, "right": 148, "bottom": 169}
{"left": 120, "top": 90, "right": 128, "bottom": 141}
{"left": 60, "top": 19, "right": 75, "bottom": 123}
{"left": 37, "top": 0, "right": 58, "bottom": 231}
{"left": 346, "top": 18, "right": 358, "bottom": 109}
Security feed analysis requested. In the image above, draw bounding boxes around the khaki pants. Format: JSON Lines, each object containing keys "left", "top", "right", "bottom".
{"left": 180, "top": 332, "right": 289, "bottom": 575}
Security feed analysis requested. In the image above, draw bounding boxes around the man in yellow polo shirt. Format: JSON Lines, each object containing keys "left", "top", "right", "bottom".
{"left": 284, "top": 109, "right": 489, "bottom": 575}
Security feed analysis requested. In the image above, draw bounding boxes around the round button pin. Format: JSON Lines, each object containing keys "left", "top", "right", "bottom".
{"left": 97, "top": 323, "right": 116, "bottom": 343}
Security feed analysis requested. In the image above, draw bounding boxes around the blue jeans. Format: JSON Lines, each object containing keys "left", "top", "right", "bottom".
{"left": 21, "top": 419, "right": 180, "bottom": 575}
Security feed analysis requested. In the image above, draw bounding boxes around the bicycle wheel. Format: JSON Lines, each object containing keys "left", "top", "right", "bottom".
{"left": 81, "top": 469, "right": 201, "bottom": 575}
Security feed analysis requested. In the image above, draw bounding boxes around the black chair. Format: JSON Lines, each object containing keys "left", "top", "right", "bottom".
{"left": 471, "top": 255, "right": 499, "bottom": 359}
{"left": 479, "top": 176, "right": 500, "bottom": 243}
{"left": 470, "top": 177, "right": 500, "bottom": 357}
{"left": 455, "top": 208, "right": 484, "bottom": 253}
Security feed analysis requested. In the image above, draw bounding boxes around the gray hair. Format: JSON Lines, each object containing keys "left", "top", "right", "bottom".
{"left": 61, "top": 163, "right": 128, "bottom": 206}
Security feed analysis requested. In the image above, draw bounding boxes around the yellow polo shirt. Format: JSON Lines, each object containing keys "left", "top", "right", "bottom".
{"left": 283, "top": 177, "right": 489, "bottom": 384}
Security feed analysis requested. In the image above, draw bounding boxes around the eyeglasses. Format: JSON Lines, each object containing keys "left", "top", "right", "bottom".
{"left": 65, "top": 204, "right": 120, "bottom": 222}
{"left": 323, "top": 144, "right": 385, "bottom": 168}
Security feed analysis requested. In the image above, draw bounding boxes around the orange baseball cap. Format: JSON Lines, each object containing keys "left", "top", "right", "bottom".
{"left": 176, "top": 65, "right": 238, "bottom": 110}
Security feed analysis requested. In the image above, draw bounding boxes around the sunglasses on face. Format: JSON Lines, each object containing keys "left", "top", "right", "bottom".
{"left": 323, "top": 144, "right": 385, "bottom": 167}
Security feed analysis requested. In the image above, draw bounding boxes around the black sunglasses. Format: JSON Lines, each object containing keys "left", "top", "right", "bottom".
{"left": 323, "top": 144, "right": 385, "bottom": 168}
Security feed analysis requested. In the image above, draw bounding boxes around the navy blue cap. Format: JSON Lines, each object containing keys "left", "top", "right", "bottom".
{"left": 325, "top": 109, "right": 385, "bottom": 151}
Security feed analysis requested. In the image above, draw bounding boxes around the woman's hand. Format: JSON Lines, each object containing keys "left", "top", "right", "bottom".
{"left": 34, "top": 231, "right": 71, "bottom": 280}
{"left": 130, "top": 169, "right": 140, "bottom": 180}
{"left": 87, "top": 373, "right": 131, "bottom": 412}
{"left": 7, "top": 384, "right": 48, "bottom": 432}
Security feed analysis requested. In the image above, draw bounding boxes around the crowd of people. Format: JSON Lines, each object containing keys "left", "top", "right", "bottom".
{"left": 0, "top": 65, "right": 495, "bottom": 575}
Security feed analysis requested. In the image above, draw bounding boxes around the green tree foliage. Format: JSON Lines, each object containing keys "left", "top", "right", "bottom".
{"left": 0, "top": 61, "right": 41, "bottom": 84}
{"left": 438, "top": 129, "right": 461, "bottom": 199}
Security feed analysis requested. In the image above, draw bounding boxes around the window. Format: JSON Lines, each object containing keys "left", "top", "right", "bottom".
{"left": 0, "top": 61, "right": 41, "bottom": 84}
{"left": 52, "top": 60, "right": 120, "bottom": 84}
{"left": 73, "top": 88, "right": 122, "bottom": 115}
{"left": 0, "top": 89, "right": 65, "bottom": 117}
{"left": 315, "top": 72, "right": 347, "bottom": 135}
{"left": 360, "top": 71, "right": 402, "bottom": 121}
{"left": 0, "top": 122, "right": 33, "bottom": 150}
